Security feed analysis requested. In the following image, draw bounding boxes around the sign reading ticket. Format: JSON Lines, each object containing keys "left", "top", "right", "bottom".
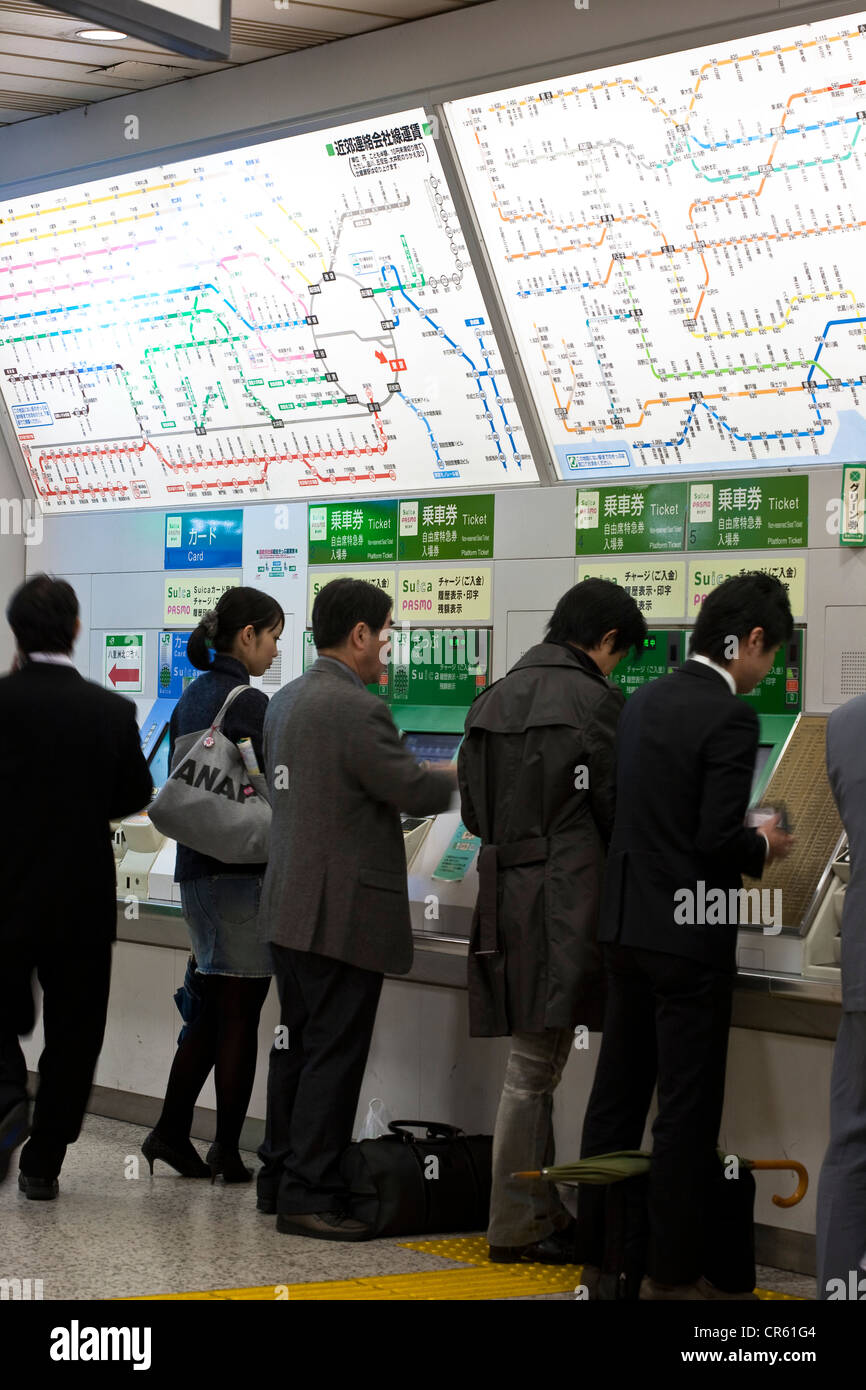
{"left": 576, "top": 483, "right": 687, "bottom": 555}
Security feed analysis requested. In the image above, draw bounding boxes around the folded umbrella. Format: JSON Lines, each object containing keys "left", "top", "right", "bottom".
{"left": 513, "top": 1150, "right": 808, "bottom": 1207}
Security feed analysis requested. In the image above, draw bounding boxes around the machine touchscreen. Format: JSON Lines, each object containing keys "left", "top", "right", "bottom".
{"left": 147, "top": 724, "right": 172, "bottom": 795}
{"left": 401, "top": 732, "right": 462, "bottom": 768}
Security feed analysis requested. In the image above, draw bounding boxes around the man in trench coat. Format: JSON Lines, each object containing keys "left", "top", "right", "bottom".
{"left": 458, "top": 578, "right": 646, "bottom": 1262}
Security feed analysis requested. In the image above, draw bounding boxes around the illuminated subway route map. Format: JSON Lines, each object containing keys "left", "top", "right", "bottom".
{"left": 447, "top": 12, "right": 866, "bottom": 479}
{"left": 0, "top": 109, "right": 534, "bottom": 512}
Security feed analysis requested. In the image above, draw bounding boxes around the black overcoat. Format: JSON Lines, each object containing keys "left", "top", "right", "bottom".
{"left": 458, "top": 642, "right": 624, "bottom": 1036}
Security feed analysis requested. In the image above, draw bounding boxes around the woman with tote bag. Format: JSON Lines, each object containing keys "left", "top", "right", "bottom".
{"left": 143, "top": 587, "right": 284, "bottom": 1183}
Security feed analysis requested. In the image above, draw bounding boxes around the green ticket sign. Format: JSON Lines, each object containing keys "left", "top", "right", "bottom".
{"left": 686, "top": 476, "right": 808, "bottom": 551}
{"left": 390, "top": 628, "right": 490, "bottom": 706}
{"left": 740, "top": 631, "right": 803, "bottom": 715}
{"left": 398, "top": 494, "right": 495, "bottom": 561}
{"left": 303, "top": 628, "right": 490, "bottom": 708}
{"left": 308, "top": 495, "right": 496, "bottom": 564}
{"left": 308, "top": 500, "right": 398, "bottom": 564}
{"left": 576, "top": 483, "right": 687, "bottom": 555}
{"left": 609, "top": 630, "right": 683, "bottom": 699}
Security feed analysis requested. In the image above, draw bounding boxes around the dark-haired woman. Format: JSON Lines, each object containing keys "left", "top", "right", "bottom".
{"left": 143, "top": 587, "right": 284, "bottom": 1183}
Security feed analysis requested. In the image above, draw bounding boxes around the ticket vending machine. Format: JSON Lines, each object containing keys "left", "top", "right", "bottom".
{"left": 393, "top": 710, "right": 479, "bottom": 941}
{"left": 114, "top": 697, "right": 179, "bottom": 903}
{"left": 398, "top": 727, "right": 464, "bottom": 869}
{"left": 736, "top": 712, "right": 846, "bottom": 981}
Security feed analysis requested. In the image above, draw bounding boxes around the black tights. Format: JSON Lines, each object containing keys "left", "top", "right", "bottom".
{"left": 156, "top": 974, "right": 271, "bottom": 1149}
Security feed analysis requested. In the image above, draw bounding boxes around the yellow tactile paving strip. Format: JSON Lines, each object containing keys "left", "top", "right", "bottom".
{"left": 124, "top": 1235, "right": 803, "bottom": 1300}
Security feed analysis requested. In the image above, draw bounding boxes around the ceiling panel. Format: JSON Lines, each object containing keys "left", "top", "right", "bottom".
{"left": 0, "top": 0, "right": 488, "bottom": 125}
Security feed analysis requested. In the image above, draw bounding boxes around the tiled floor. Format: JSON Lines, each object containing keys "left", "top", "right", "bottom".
{"left": 0, "top": 1115, "right": 816, "bottom": 1301}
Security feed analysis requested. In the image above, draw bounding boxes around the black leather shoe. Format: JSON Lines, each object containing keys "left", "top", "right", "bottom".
{"left": 276, "top": 1210, "right": 372, "bottom": 1241}
{"left": 490, "top": 1221, "right": 578, "bottom": 1265}
{"left": 141, "top": 1130, "right": 210, "bottom": 1178}
{"left": 206, "top": 1143, "right": 253, "bottom": 1184}
{"left": 256, "top": 1190, "right": 277, "bottom": 1214}
{"left": 489, "top": 1243, "right": 531, "bottom": 1263}
{"left": 0, "top": 1101, "right": 30, "bottom": 1186}
{"left": 18, "top": 1172, "right": 59, "bottom": 1201}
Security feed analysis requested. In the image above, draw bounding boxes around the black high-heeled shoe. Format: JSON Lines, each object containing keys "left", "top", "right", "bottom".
{"left": 206, "top": 1143, "right": 253, "bottom": 1184}
{"left": 141, "top": 1130, "right": 210, "bottom": 1178}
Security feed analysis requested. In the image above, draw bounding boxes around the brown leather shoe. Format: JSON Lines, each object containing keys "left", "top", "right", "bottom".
{"left": 276, "top": 1210, "right": 372, "bottom": 1241}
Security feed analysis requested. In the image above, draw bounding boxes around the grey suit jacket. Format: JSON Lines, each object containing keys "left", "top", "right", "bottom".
{"left": 827, "top": 692, "right": 866, "bottom": 1011}
{"left": 260, "top": 657, "right": 454, "bottom": 974}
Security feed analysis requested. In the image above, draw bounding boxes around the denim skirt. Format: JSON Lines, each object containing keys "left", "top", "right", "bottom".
{"left": 180, "top": 875, "right": 272, "bottom": 979}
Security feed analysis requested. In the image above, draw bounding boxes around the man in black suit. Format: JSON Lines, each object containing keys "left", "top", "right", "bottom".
{"left": 0, "top": 575, "right": 152, "bottom": 1198}
{"left": 578, "top": 573, "right": 794, "bottom": 1299}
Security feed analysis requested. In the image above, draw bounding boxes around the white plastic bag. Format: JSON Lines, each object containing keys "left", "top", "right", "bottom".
{"left": 357, "top": 1097, "right": 392, "bottom": 1141}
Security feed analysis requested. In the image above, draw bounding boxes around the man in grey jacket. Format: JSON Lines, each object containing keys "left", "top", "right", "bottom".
{"left": 817, "top": 690, "right": 866, "bottom": 1296}
{"left": 257, "top": 578, "right": 455, "bottom": 1239}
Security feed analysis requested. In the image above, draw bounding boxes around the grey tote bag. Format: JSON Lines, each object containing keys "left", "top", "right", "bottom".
{"left": 148, "top": 686, "right": 271, "bottom": 863}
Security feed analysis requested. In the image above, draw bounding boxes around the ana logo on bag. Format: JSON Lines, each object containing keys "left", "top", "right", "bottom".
{"left": 173, "top": 758, "right": 257, "bottom": 804}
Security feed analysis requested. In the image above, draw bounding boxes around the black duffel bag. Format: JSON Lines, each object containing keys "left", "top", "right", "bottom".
{"left": 341, "top": 1120, "right": 493, "bottom": 1238}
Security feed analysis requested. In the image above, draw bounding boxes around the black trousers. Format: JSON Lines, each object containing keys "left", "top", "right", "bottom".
{"left": 258, "top": 945, "right": 383, "bottom": 1215}
{"left": 578, "top": 944, "right": 734, "bottom": 1286}
{"left": 0, "top": 936, "right": 113, "bottom": 1179}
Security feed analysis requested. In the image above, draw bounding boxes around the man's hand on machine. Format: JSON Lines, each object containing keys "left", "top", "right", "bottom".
{"left": 762, "top": 813, "right": 794, "bottom": 865}
{"left": 420, "top": 761, "right": 459, "bottom": 783}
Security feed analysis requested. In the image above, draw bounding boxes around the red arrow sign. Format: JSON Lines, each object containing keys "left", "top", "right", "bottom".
{"left": 109, "top": 664, "right": 140, "bottom": 686}
{"left": 374, "top": 350, "right": 387, "bottom": 363}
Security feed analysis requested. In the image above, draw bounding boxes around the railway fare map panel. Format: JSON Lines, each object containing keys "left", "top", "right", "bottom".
{"left": 0, "top": 110, "right": 535, "bottom": 512}
{"left": 446, "top": 13, "right": 866, "bottom": 479}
